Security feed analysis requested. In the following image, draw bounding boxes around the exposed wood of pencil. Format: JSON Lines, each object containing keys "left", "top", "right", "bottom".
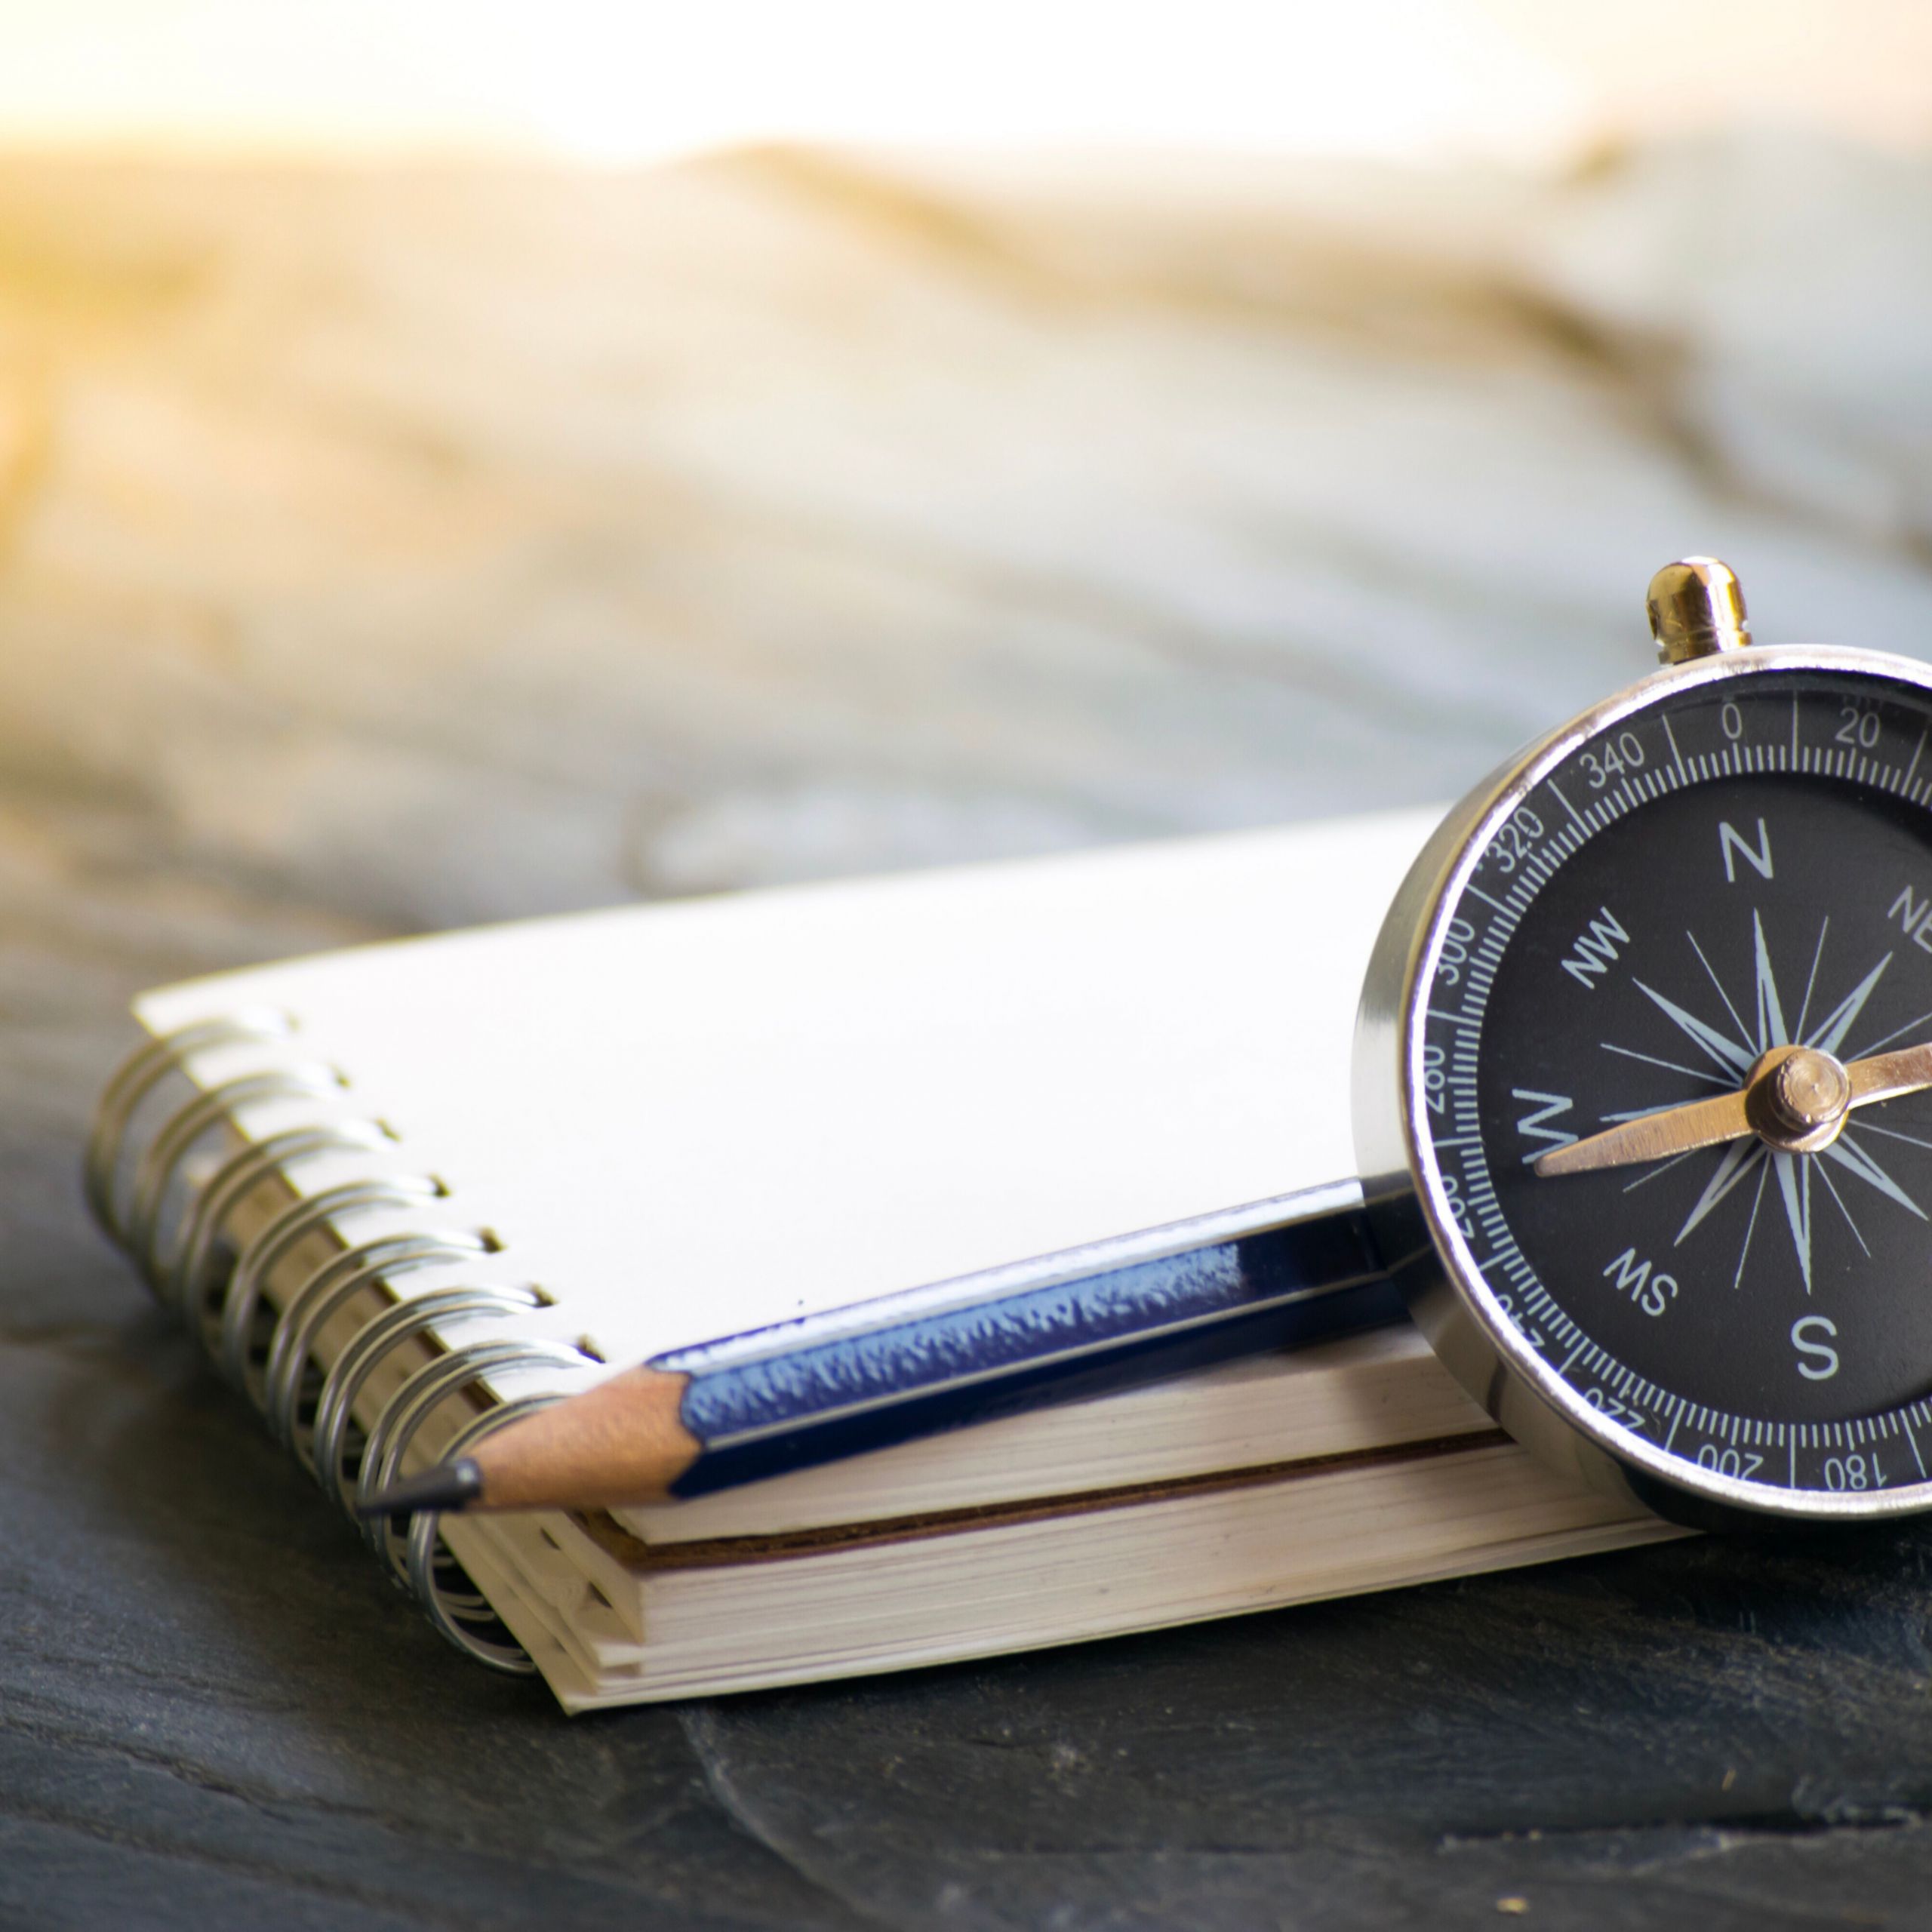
{"left": 465, "top": 1364, "right": 701, "bottom": 1511}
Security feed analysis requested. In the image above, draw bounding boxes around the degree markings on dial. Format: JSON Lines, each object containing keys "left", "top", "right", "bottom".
{"left": 1661, "top": 712, "right": 1687, "bottom": 778}
{"left": 1548, "top": 780, "right": 1590, "bottom": 836}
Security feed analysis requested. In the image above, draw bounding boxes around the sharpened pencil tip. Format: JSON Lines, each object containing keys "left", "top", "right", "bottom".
{"left": 354, "top": 1457, "right": 486, "bottom": 1518}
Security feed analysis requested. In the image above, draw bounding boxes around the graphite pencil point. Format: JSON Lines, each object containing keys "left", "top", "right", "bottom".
{"left": 355, "top": 1457, "right": 486, "bottom": 1518}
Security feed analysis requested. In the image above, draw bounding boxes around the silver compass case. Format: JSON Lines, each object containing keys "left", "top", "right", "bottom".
{"left": 1352, "top": 561, "right": 1932, "bottom": 1532}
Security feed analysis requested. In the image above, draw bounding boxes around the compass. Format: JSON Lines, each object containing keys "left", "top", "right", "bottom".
{"left": 1355, "top": 559, "right": 1932, "bottom": 1527}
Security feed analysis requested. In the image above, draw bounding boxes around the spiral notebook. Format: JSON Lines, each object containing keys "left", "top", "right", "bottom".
{"left": 87, "top": 810, "right": 1674, "bottom": 1709}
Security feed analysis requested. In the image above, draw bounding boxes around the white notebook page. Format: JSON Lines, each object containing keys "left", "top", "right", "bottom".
{"left": 138, "top": 809, "right": 1436, "bottom": 1364}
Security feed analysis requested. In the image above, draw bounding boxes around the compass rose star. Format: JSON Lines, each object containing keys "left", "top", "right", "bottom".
{"left": 1752, "top": 912, "right": 1788, "bottom": 1052}
{"left": 1606, "top": 922, "right": 1918, "bottom": 1291}
{"left": 1807, "top": 954, "right": 1893, "bottom": 1058}
{"left": 1631, "top": 977, "right": 1753, "bottom": 1080}
{"left": 1770, "top": 1148, "right": 1814, "bottom": 1292}
{"left": 1822, "top": 1133, "right": 1926, "bottom": 1223}
{"left": 1674, "top": 1136, "right": 1765, "bottom": 1246}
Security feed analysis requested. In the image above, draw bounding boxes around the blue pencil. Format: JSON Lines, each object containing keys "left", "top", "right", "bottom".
{"left": 355, "top": 1180, "right": 1407, "bottom": 1518}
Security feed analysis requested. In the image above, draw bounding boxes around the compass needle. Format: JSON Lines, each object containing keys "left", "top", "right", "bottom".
{"left": 1361, "top": 555, "right": 1932, "bottom": 1516}
{"left": 1543, "top": 1032, "right": 1932, "bottom": 1180}
{"left": 1845, "top": 1041, "right": 1932, "bottom": 1109}
{"left": 1534, "top": 1088, "right": 1750, "bottom": 1176}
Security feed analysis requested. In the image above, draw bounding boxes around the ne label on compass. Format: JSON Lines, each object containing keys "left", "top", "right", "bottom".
{"left": 1429, "top": 670, "right": 1932, "bottom": 1501}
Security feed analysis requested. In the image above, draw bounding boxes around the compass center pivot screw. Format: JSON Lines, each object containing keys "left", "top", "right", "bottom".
{"left": 1647, "top": 558, "right": 1752, "bottom": 665}
{"left": 1746, "top": 1045, "right": 1854, "bottom": 1152}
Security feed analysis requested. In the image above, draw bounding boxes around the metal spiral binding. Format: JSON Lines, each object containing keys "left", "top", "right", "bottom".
{"left": 309, "top": 1283, "right": 547, "bottom": 1512}
{"left": 85, "top": 1009, "right": 295, "bottom": 1237}
{"left": 264, "top": 1232, "right": 499, "bottom": 1461}
{"left": 127, "top": 1065, "right": 349, "bottom": 1282}
{"left": 220, "top": 1177, "right": 445, "bottom": 1392}
{"left": 356, "top": 1337, "right": 594, "bottom": 1582}
{"left": 89, "top": 1015, "right": 605, "bottom": 1675}
{"left": 165, "top": 1119, "right": 398, "bottom": 1331}
{"left": 408, "top": 1397, "right": 565, "bottom": 1675}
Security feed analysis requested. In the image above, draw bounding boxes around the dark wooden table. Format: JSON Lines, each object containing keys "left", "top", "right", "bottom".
{"left": 8, "top": 140, "right": 1932, "bottom": 1929}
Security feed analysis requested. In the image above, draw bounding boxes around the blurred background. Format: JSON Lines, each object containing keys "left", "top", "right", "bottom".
{"left": 4, "top": 0, "right": 1932, "bottom": 998}
{"left": 8, "top": 14, "right": 1932, "bottom": 1918}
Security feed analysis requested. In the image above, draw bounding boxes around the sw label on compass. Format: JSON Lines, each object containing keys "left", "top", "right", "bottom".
{"left": 1426, "top": 671, "right": 1932, "bottom": 1499}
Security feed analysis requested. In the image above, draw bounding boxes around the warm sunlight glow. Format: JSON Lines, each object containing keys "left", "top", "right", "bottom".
{"left": 2, "top": 0, "right": 1931, "bottom": 166}
{"left": 0, "top": 0, "right": 1592, "bottom": 165}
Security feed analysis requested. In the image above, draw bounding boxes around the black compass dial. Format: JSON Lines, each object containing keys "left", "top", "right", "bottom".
{"left": 1426, "top": 666, "right": 1932, "bottom": 1497}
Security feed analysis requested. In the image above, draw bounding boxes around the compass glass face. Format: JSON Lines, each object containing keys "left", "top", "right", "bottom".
{"left": 1425, "top": 663, "right": 1932, "bottom": 1500}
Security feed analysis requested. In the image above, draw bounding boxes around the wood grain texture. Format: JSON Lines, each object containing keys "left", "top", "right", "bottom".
{"left": 8, "top": 132, "right": 1932, "bottom": 1927}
